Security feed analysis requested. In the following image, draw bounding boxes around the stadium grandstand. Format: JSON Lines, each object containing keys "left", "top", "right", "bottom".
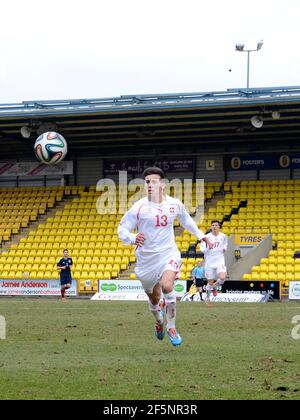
{"left": 1, "top": 86, "right": 300, "bottom": 298}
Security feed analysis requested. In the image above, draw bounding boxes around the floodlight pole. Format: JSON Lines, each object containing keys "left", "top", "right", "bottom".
{"left": 247, "top": 50, "right": 250, "bottom": 91}
{"left": 235, "top": 42, "right": 263, "bottom": 91}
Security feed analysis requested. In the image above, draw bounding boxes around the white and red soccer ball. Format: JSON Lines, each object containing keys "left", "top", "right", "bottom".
{"left": 34, "top": 132, "right": 67, "bottom": 165}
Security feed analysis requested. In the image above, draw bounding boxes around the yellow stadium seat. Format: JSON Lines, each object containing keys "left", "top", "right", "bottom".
{"left": 294, "top": 271, "right": 300, "bottom": 280}
{"left": 285, "top": 273, "right": 294, "bottom": 282}
{"left": 251, "top": 272, "right": 260, "bottom": 280}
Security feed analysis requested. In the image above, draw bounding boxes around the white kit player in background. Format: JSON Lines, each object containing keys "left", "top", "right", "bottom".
{"left": 202, "top": 220, "right": 228, "bottom": 306}
{"left": 118, "top": 167, "right": 212, "bottom": 346}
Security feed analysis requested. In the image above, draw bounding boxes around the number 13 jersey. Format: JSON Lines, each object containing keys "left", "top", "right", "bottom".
{"left": 118, "top": 195, "right": 205, "bottom": 254}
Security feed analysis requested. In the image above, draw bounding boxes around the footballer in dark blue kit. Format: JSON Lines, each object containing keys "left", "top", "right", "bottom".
{"left": 57, "top": 249, "right": 73, "bottom": 301}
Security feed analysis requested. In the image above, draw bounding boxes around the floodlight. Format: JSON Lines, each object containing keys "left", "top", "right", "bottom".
{"left": 235, "top": 44, "right": 245, "bottom": 51}
{"left": 251, "top": 115, "right": 264, "bottom": 128}
{"left": 20, "top": 126, "right": 32, "bottom": 138}
{"left": 271, "top": 111, "right": 280, "bottom": 120}
{"left": 257, "top": 41, "right": 264, "bottom": 50}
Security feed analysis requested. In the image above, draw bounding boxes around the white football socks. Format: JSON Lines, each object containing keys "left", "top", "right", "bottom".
{"left": 163, "top": 291, "right": 176, "bottom": 330}
{"left": 215, "top": 278, "right": 225, "bottom": 286}
{"left": 148, "top": 300, "right": 163, "bottom": 324}
{"left": 206, "top": 283, "right": 213, "bottom": 300}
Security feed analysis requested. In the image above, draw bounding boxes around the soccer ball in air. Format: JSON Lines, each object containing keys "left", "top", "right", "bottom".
{"left": 34, "top": 132, "right": 67, "bottom": 165}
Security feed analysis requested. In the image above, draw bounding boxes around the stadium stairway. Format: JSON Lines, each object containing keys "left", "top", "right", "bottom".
{"left": 204, "top": 190, "right": 226, "bottom": 214}
{"left": 177, "top": 191, "right": 247, "bottom": 279}
{"left": 228, "top": 234, "right": 273, "bottom": 280}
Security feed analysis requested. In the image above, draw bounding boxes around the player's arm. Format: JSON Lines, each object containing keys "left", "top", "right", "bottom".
{"left": 57, "top": 261, "right": 65, "bottom": 270}
{"left": 177, "top": 202, "right": 213, "bottom": 248}
{"left": 198, "top": 239, "right": 208, "bottom": 254}
{"left": 118, "top": 206, "right": 144, "bottom": 246}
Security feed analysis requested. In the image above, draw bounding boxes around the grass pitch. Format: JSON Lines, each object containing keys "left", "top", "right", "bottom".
{"left": 0, "top": 298, "right": 299, "bottom": 400}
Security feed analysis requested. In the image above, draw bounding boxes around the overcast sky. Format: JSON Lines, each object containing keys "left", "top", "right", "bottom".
{"left": 0, "top": 0, "right": 299, "bottom": 103}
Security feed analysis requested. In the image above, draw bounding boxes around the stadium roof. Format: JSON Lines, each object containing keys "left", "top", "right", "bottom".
{"left": 1, "top": 86, "right": 300, "bottom": 158}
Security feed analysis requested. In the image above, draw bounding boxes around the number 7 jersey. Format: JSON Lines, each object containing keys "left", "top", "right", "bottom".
{"left": 202, "top": 232, "right": 228, "bottom": 265}
{"left": 118, "top": 195, "right": 206, "bottom": 253}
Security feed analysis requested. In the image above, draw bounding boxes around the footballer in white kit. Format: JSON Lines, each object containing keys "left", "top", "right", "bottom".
{"left": 201, "top": 220, "right": 228, "bottom": 305}
{"left": 119, "top": 195, "right": 203, "bottom": 291}
{"left": 118, "top": 167, "right": 211, "bottom": 346}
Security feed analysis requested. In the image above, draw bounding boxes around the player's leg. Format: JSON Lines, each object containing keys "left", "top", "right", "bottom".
{"left": 61, "top": 279, "right": 71, "bottom": 300}
{"left": 215, "top": 268, "right": 227, "bottom": 286}
{"left": 145, "top": 282, "right": 165, "bottom": 340}
{"left": 146, "top": 282, "right": 164, "bottom": 323}
{"left": 205, "top": 280, "right": 215, "bottom": 306}
{"left": 212, "top": 266, "right": 227, "bottom": 296}
{"left": 199, "top": 284, "right": 204, "bottom": 301}
{"left": 60, "top": 282, "right": 67, "bottom": 300}
{"left": 136, "top": 260, "right": 166, "bottom": 340}
{"left": 204, "top": 266, "right": 215, "bottom": 306}
{"left": 64, "top": 282, "right": 72, "bottom": 299}
{"left": 160, "top": 270, "right": 182, "bottom": 346}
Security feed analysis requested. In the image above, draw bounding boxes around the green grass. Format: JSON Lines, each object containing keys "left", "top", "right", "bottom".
{"left": 0, "top": 298, "right": 299, "bottom": 400}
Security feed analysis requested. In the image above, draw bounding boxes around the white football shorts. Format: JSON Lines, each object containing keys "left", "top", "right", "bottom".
{"left": 205, "top": 263, "right": 227, "bottom": 280}
{"left": 135, "top": 248, "right": 182, "bottom": 293}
